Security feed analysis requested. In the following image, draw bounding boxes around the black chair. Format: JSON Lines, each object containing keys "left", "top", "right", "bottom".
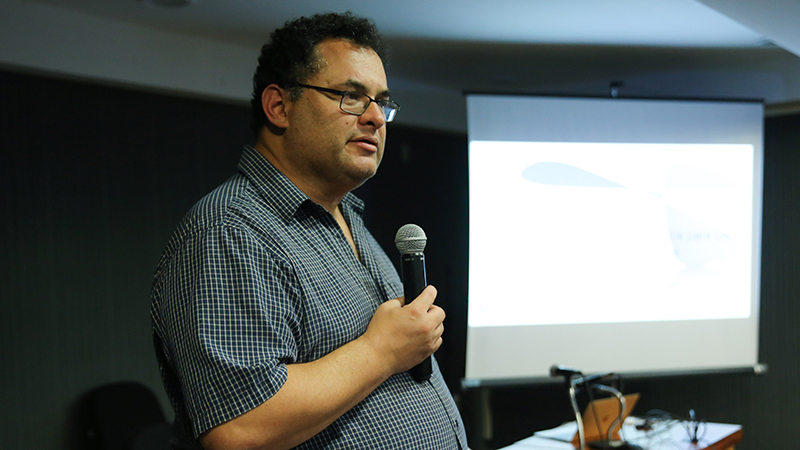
{"left": 84, "top": 381, "right": 172, "bottom": 450}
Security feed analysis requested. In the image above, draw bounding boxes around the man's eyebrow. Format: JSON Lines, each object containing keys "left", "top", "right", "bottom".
{"left": 343, "top": 80, "right": 391, "bottom": 98}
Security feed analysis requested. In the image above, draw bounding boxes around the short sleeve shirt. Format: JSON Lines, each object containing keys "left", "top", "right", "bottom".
{"left": 151, "top": 146, "right": 467, "bottom": 449}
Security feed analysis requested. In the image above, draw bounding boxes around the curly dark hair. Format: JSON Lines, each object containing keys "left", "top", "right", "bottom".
{"left": 250, "top": 12, "right": 389, "bottom": 137}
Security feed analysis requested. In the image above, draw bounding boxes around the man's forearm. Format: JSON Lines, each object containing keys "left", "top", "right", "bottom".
{"left": 199, "top": 334, "right": 392, "bottom": 450}
{"left": 200, "top": 289, "right": 442, "bottom": 450}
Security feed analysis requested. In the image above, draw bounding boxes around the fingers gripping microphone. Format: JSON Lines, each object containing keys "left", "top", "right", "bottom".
{"left": 395, "top": 224, "right": 432, "bottom": 382}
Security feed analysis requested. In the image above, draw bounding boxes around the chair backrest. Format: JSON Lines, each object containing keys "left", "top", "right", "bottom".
{"left": 127, "top": 421, "right": 173, "bottom": 450}
{"left": 85, "top": 381, "right": 169, "bottom": 450}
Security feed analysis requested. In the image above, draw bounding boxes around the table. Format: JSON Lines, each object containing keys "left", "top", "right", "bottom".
{"left": 499, "top": 417, "right": 742, "bottom": 450}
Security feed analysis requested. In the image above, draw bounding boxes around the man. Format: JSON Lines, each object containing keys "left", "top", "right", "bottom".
{"left": 151, "top": 12, "right": 468, "bottom": 450}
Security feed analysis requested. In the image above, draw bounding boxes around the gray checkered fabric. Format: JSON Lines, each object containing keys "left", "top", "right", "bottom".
{"left": 151, "top": 146, "right": 466, "bottom": 449}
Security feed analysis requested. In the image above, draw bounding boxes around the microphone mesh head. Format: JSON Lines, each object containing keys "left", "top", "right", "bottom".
{"left": 395, "top": 224, "right": 427, "bottom": 254}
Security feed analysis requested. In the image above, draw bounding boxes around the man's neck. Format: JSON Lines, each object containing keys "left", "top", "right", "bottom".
{"left": 253, "top": 140, "right": 348, "bottom": 214}
{"left": 254, "top": 140, "right": 361, "bottom": 261}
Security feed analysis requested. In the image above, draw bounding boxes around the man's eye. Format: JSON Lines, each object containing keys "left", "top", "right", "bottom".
{"left": 342, "top": 93, "right": 365, "bottom": 104}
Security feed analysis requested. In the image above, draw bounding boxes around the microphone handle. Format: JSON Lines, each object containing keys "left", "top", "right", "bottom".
{"left": 401, "top": 252, "right": 431, "bottom": 382}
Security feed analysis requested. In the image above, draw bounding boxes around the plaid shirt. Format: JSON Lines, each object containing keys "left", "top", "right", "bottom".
{"left": 151, "top": 146, "right": 466, "bottom": 449}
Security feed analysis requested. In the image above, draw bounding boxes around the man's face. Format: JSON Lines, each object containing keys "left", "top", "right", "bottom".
{"left": 282, "top": 38, "right": 390, "bottom": 192}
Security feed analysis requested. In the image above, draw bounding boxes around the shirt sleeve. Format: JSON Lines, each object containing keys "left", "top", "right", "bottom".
{"left": 155, "top": 223, "right": 301, "bottom": 437}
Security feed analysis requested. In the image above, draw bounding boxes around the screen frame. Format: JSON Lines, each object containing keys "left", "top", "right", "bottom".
{"left": 464, "top": 94, "right": 764, "bottom": 385}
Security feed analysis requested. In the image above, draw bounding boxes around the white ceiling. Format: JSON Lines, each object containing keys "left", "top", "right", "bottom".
{"left": 13, "top": 0, "right": 800, "bottom": 123}
{"left": 17, "top": 0, "right": 783, "bottom": 48}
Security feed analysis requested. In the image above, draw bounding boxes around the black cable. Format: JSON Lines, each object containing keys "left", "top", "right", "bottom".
{"left": 683, "top": 409, "right": 706, "bottom": 444}
{"left": 642, "top": 408, "right": 707, "bottom": 444}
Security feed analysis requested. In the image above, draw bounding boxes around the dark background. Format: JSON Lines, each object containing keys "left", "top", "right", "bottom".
{"left": 1, "top": 68, "right": 798, "bottom": 449}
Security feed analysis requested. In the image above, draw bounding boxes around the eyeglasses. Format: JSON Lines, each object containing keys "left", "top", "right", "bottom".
{"left": 297, "top": 83, "right": 400, "bottom": 123}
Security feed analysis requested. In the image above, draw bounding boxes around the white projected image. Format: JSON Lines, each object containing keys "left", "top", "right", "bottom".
{"left": 469, "top": 141, "right": 754, "bottom": 327}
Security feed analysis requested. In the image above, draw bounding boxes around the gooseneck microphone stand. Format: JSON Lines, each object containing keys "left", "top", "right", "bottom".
{"left": 568, "top": 375, "right": 587, "bottom": 450}
{"left": 589, "top": 384, "right": 643, "bottom": 450}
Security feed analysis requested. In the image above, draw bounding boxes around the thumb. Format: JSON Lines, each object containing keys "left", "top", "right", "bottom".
{"left": 407, "top": 285, "right": 437, "bottom": 311}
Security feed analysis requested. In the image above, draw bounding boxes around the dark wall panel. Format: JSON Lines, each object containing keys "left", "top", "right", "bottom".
{"left": 0, "top": 70, "right": 248, "bottom": 449}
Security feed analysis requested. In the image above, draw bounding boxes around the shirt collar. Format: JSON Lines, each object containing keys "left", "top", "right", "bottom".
{"left": 238, "top": 145, "right": 365, "bottom": 222}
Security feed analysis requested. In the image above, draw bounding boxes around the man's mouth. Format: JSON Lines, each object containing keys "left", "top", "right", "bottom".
{"left": 351, "top": 135, "right": 379, "bottom": 152}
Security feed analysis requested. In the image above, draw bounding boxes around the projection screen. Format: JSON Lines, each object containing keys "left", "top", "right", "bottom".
{"left": 465, "top": 95, "right": 763, "bottom": 384}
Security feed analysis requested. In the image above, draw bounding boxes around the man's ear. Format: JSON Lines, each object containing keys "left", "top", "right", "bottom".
{"left": 261, "top": 84, "right": 290, "bottom": 130}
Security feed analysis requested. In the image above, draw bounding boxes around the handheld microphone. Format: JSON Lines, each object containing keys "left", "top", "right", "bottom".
{"left": 395, "top": 224, "right": 432, "bottom": 382}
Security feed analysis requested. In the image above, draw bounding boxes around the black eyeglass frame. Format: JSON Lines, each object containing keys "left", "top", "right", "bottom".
{"left": 296, "top": 83, "right": 400, "bottom": 122}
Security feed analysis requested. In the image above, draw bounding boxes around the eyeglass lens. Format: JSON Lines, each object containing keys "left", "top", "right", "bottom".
{"left": 340, "top": 92, "right": 398, "bottom": 122}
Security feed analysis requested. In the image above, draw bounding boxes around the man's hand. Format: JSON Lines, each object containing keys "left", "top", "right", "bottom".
{"left": 362, "top": 285, "right": 445, "bottom": 376}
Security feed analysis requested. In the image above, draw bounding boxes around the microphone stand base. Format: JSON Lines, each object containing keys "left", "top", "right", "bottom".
{"left": 588, "top": 440, "right": 643, "bottom": 450}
